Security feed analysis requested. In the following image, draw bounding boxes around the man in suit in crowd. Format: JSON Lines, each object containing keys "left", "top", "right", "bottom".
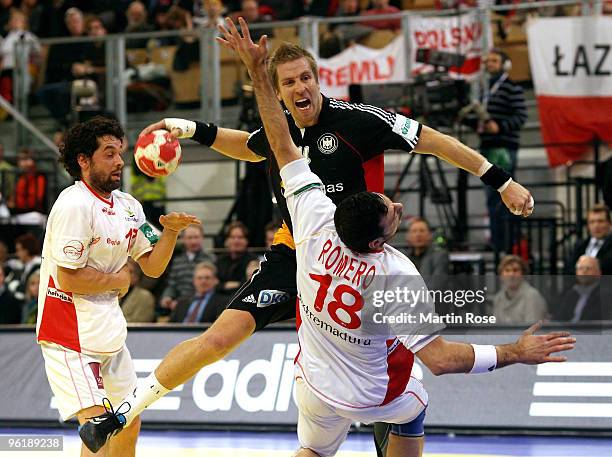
{"left": 170, "top": 262, "right": 228, "bottom": 323}
{"left": 161, "top": 224, "right": 215, "bottom": 311}
{"left": 565, "top": 203, "right": 612, "bottom": 275}
{"left": 556, "top": 256, "right": 604, "bottom": 322}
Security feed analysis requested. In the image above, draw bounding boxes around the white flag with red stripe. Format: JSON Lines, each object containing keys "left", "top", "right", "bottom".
{"left": 408, "top": 11, "right": 490, "bottom": 79}
{"left": 527, "top": 17, "right": 612, "bottom": 166}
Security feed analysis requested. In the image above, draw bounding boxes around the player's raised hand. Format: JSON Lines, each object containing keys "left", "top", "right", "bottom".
{"left": 159, "top": 212, "right": 201, "bottom": 233}
{"left": 513, "top": 321, "right": 575, "bottom": 365}
{"left": 217, "top": 17, "right": 268, "bottom": 74}
{"left": 500, "top": 180, "right": 534, "bottom": 218}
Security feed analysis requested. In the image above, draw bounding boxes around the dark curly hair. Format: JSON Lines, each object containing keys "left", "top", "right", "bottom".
{"left": 59, "top": 116, "right": 125, "bottom": 179}
{"left": 334, "top": 192, "right": 388, "bottom": 253}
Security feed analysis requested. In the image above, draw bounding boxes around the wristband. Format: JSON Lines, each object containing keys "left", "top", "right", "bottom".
{"left": 469, "top": 344, "right": 497, "bottom": 374}
{"left": 497, "top": 177, "right": 512, "bottom": 193}
{"left": 164, "top": 118, "right": 197, "bottom": 138}
{"left": 191, "top": 121, "right": 219, "bottom": 146}
{"left": 480, "top": 163, "right": 511, "bottom": 191}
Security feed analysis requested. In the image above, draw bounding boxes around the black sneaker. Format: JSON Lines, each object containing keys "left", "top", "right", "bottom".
{"left": 79, "top": 398, "right": 130, "bottom": 453}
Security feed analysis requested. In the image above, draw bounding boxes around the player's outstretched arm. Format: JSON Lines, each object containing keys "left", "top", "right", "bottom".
{"left": 139, "top": 118, "right": 264, "bottom": 163}
{"left": 415, "top": 125, "right": 533, "bottom": 218}
{"left": 217, "top": 17, "right": 302, "bottom": 169}
{"left": 416, "top": 321, "right": 575, "bottom": 376}
{"left": 137, "top": 212, "right": 201, "bottom": 278}
{"left": 57, "top": 263, "right": 130, "bottom": 296}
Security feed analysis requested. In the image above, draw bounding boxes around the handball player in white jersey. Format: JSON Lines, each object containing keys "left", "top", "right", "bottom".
{"left": 37, "top": 116, "right": 199, "bottom": 457}
{"left": 218, "top": 19, "right": 576, "bottom": 457}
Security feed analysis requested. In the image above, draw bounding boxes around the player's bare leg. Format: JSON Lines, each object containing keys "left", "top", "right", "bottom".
{"left": 77, "top": 406, "right": 139, "bottom": 457}
{"left": 155, "top": 309, "right": 256, "bottom": 388}
{"left": 108, "top": 416, "right": 140, "bottom": 457}
{"left": 293, "top": 448, "right": 321, "bottom": 456}
{"left": 386, "top": 434, "right": 424, "bottom": 457}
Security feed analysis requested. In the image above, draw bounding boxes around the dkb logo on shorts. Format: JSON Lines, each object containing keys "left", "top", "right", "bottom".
{"left": 257, "top": 290, "right": 290, "bottom": 308}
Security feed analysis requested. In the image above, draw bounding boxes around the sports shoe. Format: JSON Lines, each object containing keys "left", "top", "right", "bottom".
{"left": 78, "top": 398, "right": 130, "bottom": 453}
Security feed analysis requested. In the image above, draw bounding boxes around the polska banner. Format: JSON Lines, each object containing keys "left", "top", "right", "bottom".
{"left": 527, "top": 17, "right": 612, "bottom": 166}
{"left": 408, "top": 11, "right": 490, "bottom": 78}
{"left": 316, "top": 12, "right": 489, "bottom": 100}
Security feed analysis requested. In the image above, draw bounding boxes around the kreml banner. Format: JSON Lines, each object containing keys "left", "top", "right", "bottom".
{"left": 1, "top": 327, "right": 611, "bottom": 429}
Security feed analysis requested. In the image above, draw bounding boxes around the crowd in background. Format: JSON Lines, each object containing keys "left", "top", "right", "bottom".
{"left": 1, "top": 203, "right": 610, "bottom": 326}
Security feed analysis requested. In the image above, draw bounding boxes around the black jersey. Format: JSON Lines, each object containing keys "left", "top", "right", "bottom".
{"left": 247, "top": 96, "right": 422, "bottom": 232}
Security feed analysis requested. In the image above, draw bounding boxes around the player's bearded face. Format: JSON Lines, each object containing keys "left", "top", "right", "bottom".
{"left": 87, "top": 136, "right": 124, "bottom": 194}
{"left": 276, "top": 58, "right": 322, "bottom": 128}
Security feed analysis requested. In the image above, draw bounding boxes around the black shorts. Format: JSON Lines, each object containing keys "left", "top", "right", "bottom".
{"left": 227, "top": 243, "right": 298, "bottom": 332}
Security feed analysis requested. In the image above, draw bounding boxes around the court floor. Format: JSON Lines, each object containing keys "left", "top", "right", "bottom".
{"left": 1, "top": 428, "right": 611, "bottom": 457}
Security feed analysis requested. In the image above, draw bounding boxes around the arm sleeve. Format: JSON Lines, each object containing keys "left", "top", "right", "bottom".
{"left": 279, "top": 159, "right": 336, "bottom": 244}
{"left": 354, "top": 105, "right": 422, "bottom": 161}
{"left": 49, "top": 201, "right": 93, "bottom": 270}
{"left": 246, "top": 126, "right": 271, "bottom": 159}
{"left": 129, "top": 202, "right": 159, "bottom": 260}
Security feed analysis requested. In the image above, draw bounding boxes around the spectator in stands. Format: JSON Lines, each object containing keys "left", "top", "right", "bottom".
{"left": 125, "top": 0, "right": 155, "bottom": 48}
{"left": 167, "top": 6, "right": 200, "bottom": 72}
{"left": 0, "top": 266, "right": 21, "bottom": 324}
{"left": 320, "top": 0, "right": 372, "bottom": 58}
{"left": 21, "top": 269, "right": 39, "bottom": 323}
{"left": 19, "top": 0, "right": 44, "bottom": 37}
{"left": 120, "top": 259, "right": 156, "bottom": 323}
{"left": 80, "top": 15, "right": 108, "bottom": 92}
{"left": 11, "top": 232, "right": 41, "bottom": 300}
{"left": 565, "top": 203, "right": 612, "bottom": 276}
{"left": 161, "top": 224, "right": 215, "bottom": 311}
{"left": 7, "top": 148, "right": 47, "bottom": 214}
{"left": 477, "top": 48, "right": 527, "bottom": 252}
{"left": 36, "top": 7, "right": 90, "bottom": 126}
{"left": 491, "top": 255, "right": 548, "bottom": 324}
{"left": 0, "top": 142, "right": 15, "bottom": 200}
{"left": 404, "top": 217, "right": 449, "bottom": 277}
{"left": 170, "top": 262, "right": 228, "bottom": 323}
{"left": 555, "top": 256, "right": 603, "bottom": 322}
{"left": 194, "top": 0, "right": 226, "bottom": 28}
{"left": 0, "top": 9, "right": 40, "bottom": 110}
{"left": 232, "top": 0, "right": 272, "bottom": 41}
{"left": 359, "top": 0, "right": 401, "bottom": 31}
{"left": 216, "top": 221, "right": 256, "bottom": 294}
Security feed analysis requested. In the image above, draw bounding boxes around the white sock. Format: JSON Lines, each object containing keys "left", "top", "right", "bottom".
{"left": 121, "top": 372, "right": 170, "bottom": 426}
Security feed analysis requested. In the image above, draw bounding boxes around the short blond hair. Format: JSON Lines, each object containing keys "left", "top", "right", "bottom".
{"left": 497, "top": 255, "right": 529, "bottom": 275}
{"left": 268, "top": 43, "right": 319, "bottom": 90}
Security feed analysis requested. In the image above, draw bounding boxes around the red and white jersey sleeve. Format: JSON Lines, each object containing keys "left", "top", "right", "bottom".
{"left": 281, "top": 159, "right": 439, "bottom": 411}
{"left": 37, "top": 181, "right": 158, "bottom": 355}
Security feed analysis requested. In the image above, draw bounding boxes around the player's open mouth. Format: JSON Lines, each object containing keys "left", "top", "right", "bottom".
{"left": 295, "top": 98, "right": 311, "bottom": 111}
{"left": 111, "top": 172, "right": 122, "bottom": 179}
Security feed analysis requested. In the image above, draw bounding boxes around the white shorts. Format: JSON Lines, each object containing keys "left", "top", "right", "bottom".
{"left": 295, "top": 377, "right": 427, "bottom": 457}
{"left": 40, "top": 342, "right": 137, "bottom": 421}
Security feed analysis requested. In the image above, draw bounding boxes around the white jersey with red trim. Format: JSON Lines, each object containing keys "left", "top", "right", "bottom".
{"left": 36, "top": 181, "right": 158, "bottom": 355}
{"left": 280, "top": 159, "right": 439, "bottom": 411}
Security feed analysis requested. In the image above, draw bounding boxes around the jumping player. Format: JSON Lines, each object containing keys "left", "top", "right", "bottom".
{"left": 79, "top": 19, "right": 536, "bottom": 454}
{"left": 37, "top": 116, "right": 199, "bottom": 457}
{"left": 218, "top": 19, "right": 574, "bottom": 457}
